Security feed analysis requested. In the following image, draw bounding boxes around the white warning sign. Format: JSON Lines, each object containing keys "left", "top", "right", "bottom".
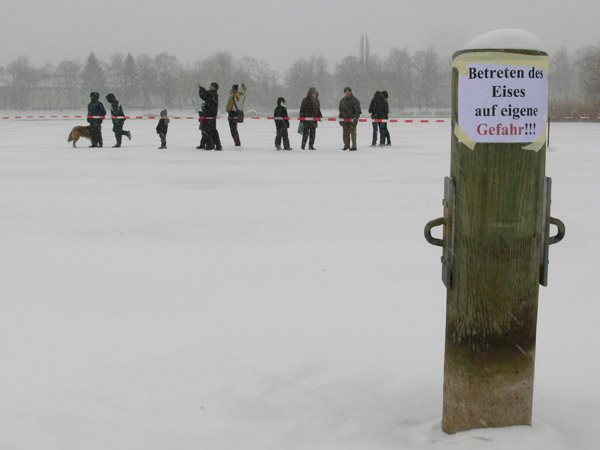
{"left": 458, "top": 62, "right": 548, "bottom": 143}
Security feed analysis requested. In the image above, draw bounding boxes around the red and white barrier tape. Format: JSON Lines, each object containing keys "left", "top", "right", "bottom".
{"left": 2, "top": 115, "right": 599, "bottom": 121}
{"left": 0, "top": 114, "right": 449, "bottom": 123}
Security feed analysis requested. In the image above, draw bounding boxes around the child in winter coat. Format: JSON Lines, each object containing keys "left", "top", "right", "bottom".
{"left": 274, "top": 97, "right": 292, "bottom": 150}
{"left": 156, "top": 109, "right": 169, "bottom": 149}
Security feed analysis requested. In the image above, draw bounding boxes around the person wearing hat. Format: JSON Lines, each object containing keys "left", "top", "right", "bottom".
{"left": 87, "top": 91, "right": 106, "bottom": 148}
{"left": 105, "top": 93, "right": 131, "bottom": 148}
{"left": 338, "top": 87, "right": 362, "bottom": 150}
{"left": 198, "top": 82, "right": 222, "bottom": 150}
{"left": 225, "top": 83, "right": 247, "bottom": 146}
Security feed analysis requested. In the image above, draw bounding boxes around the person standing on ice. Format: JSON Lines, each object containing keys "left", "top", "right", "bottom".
{"left": 156, "top": 109, "right": 169, "bottom": 149}
{"left": 299, "top": 87, "right": 322, "bottom": 150}
{"left": 105, "top": 93, "right": 131, "bottom": 148}
{"left": 198, "top": 82, "right": 222, "bottom": 151}
{"left": 381, "top": 91, "right": 391, "bottom": 146}
{"left": 225, "top": 83, "right": 247, "bottom": 146}
{"left": 274, "top": 97, "right": 292, "bottom": 150}
{"left": 338, "top": 87, "right": 362, "bottom": 151}
{"left": 368, "top": 90, "right": 388, "bottom": 147}
{"left": 87, "top": 92, "right": 106, "bottom": 148}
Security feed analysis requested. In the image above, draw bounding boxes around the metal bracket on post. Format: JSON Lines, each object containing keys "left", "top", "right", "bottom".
{"left": 540, "top": 177, "right": 566, "bottom": 286}
{"left": 424, "top": 177, "right": 456, "bottom": 288}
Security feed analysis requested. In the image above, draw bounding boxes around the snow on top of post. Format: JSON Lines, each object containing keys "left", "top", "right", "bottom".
{"left": 464, "top": 29, "right": 546, "bottom": 52}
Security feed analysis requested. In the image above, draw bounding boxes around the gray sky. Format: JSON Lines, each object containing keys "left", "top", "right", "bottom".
{"left": 2, "top": 0, "right": 599, "bottom": 72}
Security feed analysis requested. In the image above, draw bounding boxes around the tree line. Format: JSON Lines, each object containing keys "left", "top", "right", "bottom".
{"left": 0, "top": 36, "right": 597, "bottom": 116}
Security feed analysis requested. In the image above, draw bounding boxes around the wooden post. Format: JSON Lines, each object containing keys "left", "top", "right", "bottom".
{"left": 424, "top": 30, "right": 565, "bottom": 434}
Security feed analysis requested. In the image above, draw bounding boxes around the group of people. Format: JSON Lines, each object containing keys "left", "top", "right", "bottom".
{"left": 87, "top": 92, "right": 132, "bottom": 148}
{"left": 196, "top": 83, "right": 247, "bottom": 150}
{"left": 284, "top": 86, "right": 391, "bottom": 151}
{"left": 85, "top": 84, "right": 392, "bottom": 151}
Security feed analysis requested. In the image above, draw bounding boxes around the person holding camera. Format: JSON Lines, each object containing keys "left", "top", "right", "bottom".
{"left": 198, "top": 82, "right": 222, "bottom": 151}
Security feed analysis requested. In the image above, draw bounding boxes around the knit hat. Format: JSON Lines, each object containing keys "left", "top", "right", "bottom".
{"left": 210, "top": 82, "right": 219, "bottom": 90}
{"left": 232, "top": 84, "right": 239, "bottom": 91}
{"left": 344, "top": 87, "right": 352, "bottom": 93}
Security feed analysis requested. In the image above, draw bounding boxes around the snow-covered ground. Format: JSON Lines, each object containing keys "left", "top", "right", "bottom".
{"left": 0, "top": 116, "right": 597, "bottom": 449}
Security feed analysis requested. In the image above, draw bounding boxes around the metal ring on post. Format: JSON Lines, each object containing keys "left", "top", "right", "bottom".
{"left": 549, "top": 217, "right": 566, "bottom": 245}
{"left": 424, "top": 217, "right": 445, "bottom": 247}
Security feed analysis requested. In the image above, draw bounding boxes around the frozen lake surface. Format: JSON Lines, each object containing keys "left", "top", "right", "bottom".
{"left": 0, "top": 117, "right": 597, "bottom": 449}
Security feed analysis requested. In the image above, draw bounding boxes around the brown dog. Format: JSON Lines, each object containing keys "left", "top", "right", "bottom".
{"left": 67, "top": 125, "right": 92, "bottom": 147}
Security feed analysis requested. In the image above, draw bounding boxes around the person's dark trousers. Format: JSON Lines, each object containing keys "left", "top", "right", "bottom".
{"left": 213, "top": 127, "right": 222, "bottom": 150}
{"left": 204, "top": 120, "right": 216, "bottom": 149}
{"left": 158, "top": 132, "right": 167, "bottom": 148}
{"left": 90, "top": 122, "right": 102, "bottom": 147}
{"left": 275, "top": 127, "right": 290, "bottom": 149}
{"left": 301, "top": 128, "right": 315, "bottom": 149}
{"left": 383, "top": 123, "right": 391, "bottom": 145}
{"left": 372, "top": 121, "right": 386, "bottom": 145}
{"left": 113, "top": 123, "right": 124, "bottom": 146}
{"left": 228, "top": 112, "right": 241, "bottom": 146}
{"left": 371, "top": 122, "right": 378, "bottom": 145}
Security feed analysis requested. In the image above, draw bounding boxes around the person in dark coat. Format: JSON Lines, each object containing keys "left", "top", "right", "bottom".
{"left": 156, "top": 109, "right": 169, "bottom": 149}
{"left": 338, "top": 87, "right": 362, "bottom": 151}
{"left": 274, "top": 97, "right": 292, "bottom": 150}
{"left": 368, "top": 91, "right": 388, "bottom": 147}
{"left": 299, "top": 87, "right": 322, "bottom": 150}
{"left": 87, "top": 92, "right": 106, "bottom": 148}
{"left": 105, "top": 93, "right": 131, "bottom": 148}
{"left": 382, "top": 91, "right": 391, "bottom": 146}
{"left": 197, "top": 82, "right": 222, "bottom": 150}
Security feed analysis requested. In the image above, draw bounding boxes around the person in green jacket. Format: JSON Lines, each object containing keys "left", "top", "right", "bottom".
{"left": 338, "top": 87, "right": 362, "bottom": 151}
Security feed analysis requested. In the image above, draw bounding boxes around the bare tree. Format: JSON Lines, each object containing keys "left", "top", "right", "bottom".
{"left": 136, "top": 54, "right": 158, "bottom": 109}
{"left": 56, "top": 59, "right": 82, "bottom": 108}
{"left": 154, "top": 53, "right": 182, "bottom": 108}
{"left": 285, "top": 56, "right": 330, "bottom": 109}
{"left": 574, "top": 45, "right": 600, "bottom": 113}
{"left": 6, "top": 56, "right": 39, "bottom": 109}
